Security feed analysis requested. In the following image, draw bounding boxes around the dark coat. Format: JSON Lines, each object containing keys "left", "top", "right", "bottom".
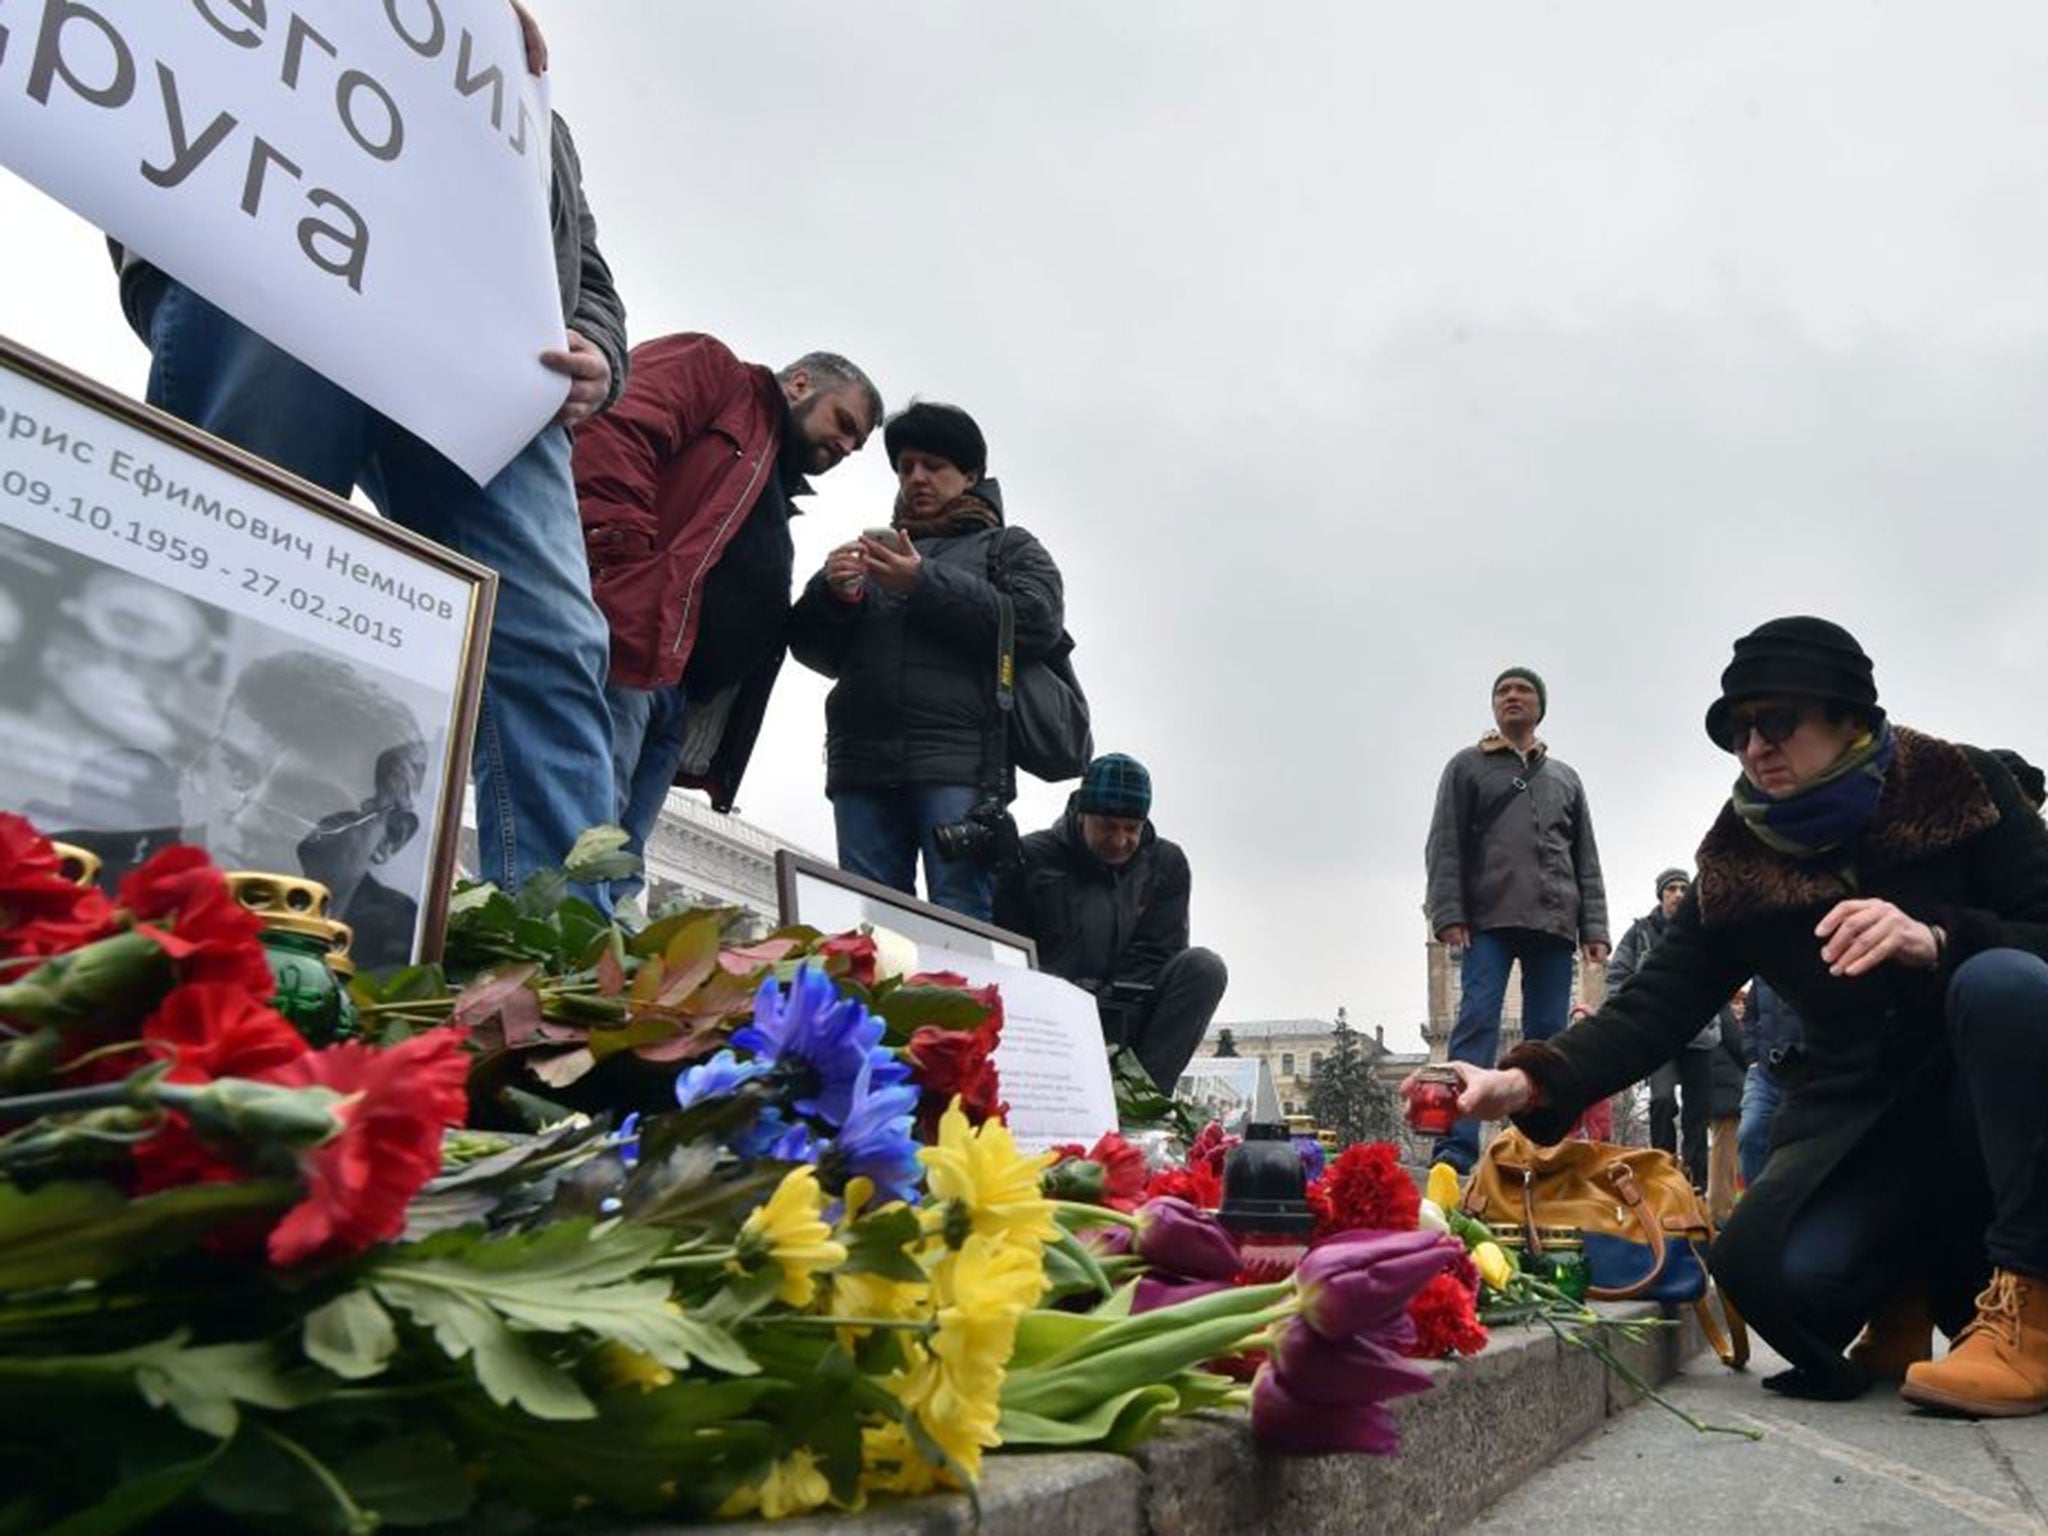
{"left": 1745, "top": 977, "right": 1805, "bottom": 1080}
{"left": 993, "top": 802, "right": 1192, "bottom": 990}
{"left": 787, "top": 484, "right": 1064, "bottom": 794}
{"left": 572, "top": 335, "right": 789, "bottom": 808}
{"left": 1425, "top": 735, "right": 1609, "bottom": 947}
{"left": 1504, "top": 726, "right": 2048, "bottom": 1370}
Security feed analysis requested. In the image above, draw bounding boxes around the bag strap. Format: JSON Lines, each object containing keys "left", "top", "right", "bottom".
{"left": 1693, "top": 1285, "right": 1751, "bottom": 1370}
{"left": 1581, "top": 1163, "right": 1674, "bottom": 1302}
{"left": 980, "top": 531, "right": 1019, "bottom": 802}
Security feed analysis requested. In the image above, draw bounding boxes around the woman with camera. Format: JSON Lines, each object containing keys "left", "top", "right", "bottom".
{"left": 788, "top": 402, "right": 1064, "bottom": 920}
{"left": 1415, "top": 617, "right": 2048, "bottom": 1415}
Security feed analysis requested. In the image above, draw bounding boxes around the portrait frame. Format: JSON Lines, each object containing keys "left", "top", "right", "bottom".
{"left": 774, "top": 851, "right": 1039, "bottom": 970}
{"left": 0, "top": 333, "right": 496, "bottom": 969}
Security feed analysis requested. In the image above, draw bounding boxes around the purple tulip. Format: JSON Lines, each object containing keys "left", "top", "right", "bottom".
{"left": 1133, "top": 1274, "right": 1233, "bottom": 1315}
{"left": 1294, "top": 1229, "right": 1463, "bottom": 1341}
{"left": 1083, "top": 1224, "right": 1134, "bottom": 1258}
{"left": 1268, "top": 1317, "right": 1436, "bottom": 1407}
{"left": 1250, "top": 1363, "right": 1403, "bottom": 1456}
{"left": 1133, "top": 1196, "right": 1243, "bottom": 1281}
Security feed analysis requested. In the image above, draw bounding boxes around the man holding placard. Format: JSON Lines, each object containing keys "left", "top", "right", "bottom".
{"left": 102, "top": 5, "right": 627, "bottom": 904}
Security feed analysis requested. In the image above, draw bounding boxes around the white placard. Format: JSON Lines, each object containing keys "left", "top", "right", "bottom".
{"left": 922, "top": 948, "right": 1119, "bottom": 1154}
{"left": 0, "top": 0, "right": 566, "bottom": 482}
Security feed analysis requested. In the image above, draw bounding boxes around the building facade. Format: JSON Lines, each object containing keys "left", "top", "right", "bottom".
{"left": 640, "top": 795, "right": 818, "bottom": 931}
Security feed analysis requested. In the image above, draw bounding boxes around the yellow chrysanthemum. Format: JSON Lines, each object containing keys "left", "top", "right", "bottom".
{"left": 918, "top": 1099, "right": 1057, "bottom": 1254}
{"left": 889, "top": 1232, "right": 1041, "bottom": 1478}
{"left": 716, "top": 1448, "right": 833, "bottom": 1520}
{"left": 859, "top": 1421, "right": 942, "bottom": 1496}
{"left": 587, "top": 1340, "right": 674, "bottom": 1393}
{"left": 825, "top": 1267, "right": 931, "bottom": 1327}
{"left": 734, "top": 1166, "right": 849, "bottom": 1308}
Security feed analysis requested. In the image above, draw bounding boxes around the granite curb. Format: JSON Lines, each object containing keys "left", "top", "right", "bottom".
{"left": 703, "top": 1299, "right": 1716, "bottom": 1535}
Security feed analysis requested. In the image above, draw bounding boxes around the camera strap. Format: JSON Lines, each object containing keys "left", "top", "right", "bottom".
{"left": 980, "top": 534, "right": 1019, "bottom": 803}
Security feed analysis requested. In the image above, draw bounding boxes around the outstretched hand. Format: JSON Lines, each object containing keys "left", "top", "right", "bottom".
{"left": 1399, "top": 1060, "right": 1536, "bottom": 1121}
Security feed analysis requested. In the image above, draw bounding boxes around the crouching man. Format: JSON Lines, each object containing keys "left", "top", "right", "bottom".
{"left": 995, "top": 753, "right": 1227, "bottom": 1088}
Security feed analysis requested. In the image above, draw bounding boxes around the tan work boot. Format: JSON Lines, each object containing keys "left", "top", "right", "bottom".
{"left": 1902, "top": 1270, "right": 2048, "bottom": 1417}
{"left": 1846, "top": 1291, "right": 1934, "bottom": 1381}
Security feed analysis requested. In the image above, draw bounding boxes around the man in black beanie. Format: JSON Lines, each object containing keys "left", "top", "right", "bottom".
{"left": 790, "top": 402, "right": 1068, "bottom": 920}
{"left": 1423, "top": 665, "right": 1609, "bottom": 1172}
{"left": 995, "top": 754, "right": 1227, "bottom": 1089}
{"left": 1427, "top": 615, "right": 2048, "bottom": 1417}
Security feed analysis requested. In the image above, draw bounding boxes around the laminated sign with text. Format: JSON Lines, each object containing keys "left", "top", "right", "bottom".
{"left": 0, "top": 0, "right": 567, "bottom": 482}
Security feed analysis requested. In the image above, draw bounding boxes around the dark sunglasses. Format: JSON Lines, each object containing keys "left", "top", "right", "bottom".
{"left": 1719, "top": 704, "right": 1807, "bottom": 753}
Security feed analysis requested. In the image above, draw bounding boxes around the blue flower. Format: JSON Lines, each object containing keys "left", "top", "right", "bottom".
{"left": 732, "top": 965, "right": 911, "bottom": 1129}
{"left": 613, "top": 1111, "right": 643, "bottom": 1169}
{"left": 818, "top": 1054, "right": 922, "bottom": 1206}
{"left": 674, "top": 1049, "right": 768, "bottom": 1112}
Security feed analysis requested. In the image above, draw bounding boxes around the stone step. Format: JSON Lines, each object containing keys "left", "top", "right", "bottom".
{"left": 690, "top": 1301, "right": 1715, "bottom": 1536}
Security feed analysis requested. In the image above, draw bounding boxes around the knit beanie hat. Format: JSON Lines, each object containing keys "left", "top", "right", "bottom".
{"left": 1655, "top": 867, "right": 1690, "bottom": 897}
{"left": 883, "top": 402, "right": 987, "bottom": 477}
{"left": 1075, "top": 753, "right": 1152, "bottom": 819}
{"left": 1703, "top": 616, "right": 1884, "bottom": 748}
{"left": 1493, "top": 666, "right": 1547, "bottom": 722}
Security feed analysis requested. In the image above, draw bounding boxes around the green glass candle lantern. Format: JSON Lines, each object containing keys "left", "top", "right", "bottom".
{"left": 227, "top": 873, "right": 359, "bottom": 1045}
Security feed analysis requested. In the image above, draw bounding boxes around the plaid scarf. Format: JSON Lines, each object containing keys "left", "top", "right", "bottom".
{"left": 893, "top": 490, "right": 1002, "bottom": 541}
{"left": 1730, "top": 723, "right": 1895, "bottom": 858}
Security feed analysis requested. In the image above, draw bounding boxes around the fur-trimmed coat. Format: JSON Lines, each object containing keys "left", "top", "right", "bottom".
{"left": 1503, "top": 725, "right": 2048, "bottom": 1368}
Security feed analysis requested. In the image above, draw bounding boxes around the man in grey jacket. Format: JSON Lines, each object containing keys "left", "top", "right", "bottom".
{"left": 106, "top": 4, "right": 625, "bottom": 910}
{"left": 1424, "top": 666, "right": 1610, "bottom": 1170}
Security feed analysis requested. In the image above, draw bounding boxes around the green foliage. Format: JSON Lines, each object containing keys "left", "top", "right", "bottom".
{"left": 0, "top": 1178, "right": 295, "bottom": 1294}
{"left": 1107, "top": 1047, "right": 1201, "bottom": 1140}
{"left": 363, "top": 1221, "right": 757, "bottom": 1421}
{"left": 1306, "top": 1012, "right": 1403, "bottom": 1146}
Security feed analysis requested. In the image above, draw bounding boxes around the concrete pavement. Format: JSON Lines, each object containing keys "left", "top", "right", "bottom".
{"left": 1468, "top": 1342, "right": 2048, "bottom": 1534}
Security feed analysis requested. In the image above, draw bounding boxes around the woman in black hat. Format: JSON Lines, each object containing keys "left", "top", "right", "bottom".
{"left": 788, "top": 402, "right": 1066, "bottom": 921}
{"left": 1420, "top": 616, "right": 2048, "bottom": 1415}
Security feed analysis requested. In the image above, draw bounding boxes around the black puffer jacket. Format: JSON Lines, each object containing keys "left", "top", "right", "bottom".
{"left": 994, "top": 801, "right": 1192, "bottom": 990}
{"left": 788, "top": 482, "right": 1064, "bottom": 792}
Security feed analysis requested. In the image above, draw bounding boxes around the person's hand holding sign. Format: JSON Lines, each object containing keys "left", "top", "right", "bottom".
{"left": 543, "top": 331, "right": 611, "bottom": 427}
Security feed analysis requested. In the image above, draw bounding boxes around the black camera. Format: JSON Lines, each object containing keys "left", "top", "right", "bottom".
{"left": 931, "top": 798, "right": 1020, "bottom": 866}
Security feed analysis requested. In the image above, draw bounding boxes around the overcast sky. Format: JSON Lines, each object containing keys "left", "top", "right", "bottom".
{"left": 6, "top": 3, "right": 2048, "bottom": 1050}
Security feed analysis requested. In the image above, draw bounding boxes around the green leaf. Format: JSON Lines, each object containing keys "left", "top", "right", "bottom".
{"left": 0, "top": 1331, "right": 303, "bottom": 1439}
{"left": 336, "top": 1432, "right": 474, "bottom": 1527}
{"left": 563, "top": 825, "right": 640, "bottom": 884}
{"left": 0, "top": 1180, "right": 295, "bottom": 1295}
{"left": 36, "top": 1439, "right": 224, "bottom": 1536}
{"left": 998, "top": 1383, "right": 1180, "bottom": 1451}
{"left": 872, "top": 984, "right": 995, "bottom": 1041}
{"left": 300, "top": 1289, "right": 397, "bottom": 1381}
{"left": 839, "top": 1205, "right": 925, "bottom": 1283}
{"left": 367, "top": 1221, "right": 758, "bottom": 1419}
{"left": 1007, "top": 1309, "right": 1111, "bottom": 1371}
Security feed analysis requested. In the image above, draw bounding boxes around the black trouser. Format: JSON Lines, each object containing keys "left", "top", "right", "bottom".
{"left": 1101, "top": 948, "right": 1228, "bottom": 1090}
{"left": 1649, "top": 1047, "right": 1713, "bottom": 1189}
{"left": 1721, "top": 949, "right": 2048, "bottom": 1377}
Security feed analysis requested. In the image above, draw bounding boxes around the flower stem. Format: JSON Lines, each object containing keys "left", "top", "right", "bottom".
{"left": 1051, "top": 1200, "right": 1136, "bottom": 1231}
{"left": 0, "top": 1080, "right": 149, "bottom": 1118}
{"left": 253, "top": 1422, "right": 379, "bottom": 1535}
{"left": 1538, "top": 1311, "right": 1760, "bottom": 1440}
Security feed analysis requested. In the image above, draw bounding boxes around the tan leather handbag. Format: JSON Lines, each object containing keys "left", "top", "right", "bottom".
{"left": 1461, "top": 1129, "right": 1749, "bottom": 1368}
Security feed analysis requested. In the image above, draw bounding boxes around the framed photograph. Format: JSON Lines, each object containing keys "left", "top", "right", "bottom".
{"left": 0, "top": 335, "right": 495, "bottom": 972}
{"left": 774, "top": 851, "right": 1039, "bottom": 970}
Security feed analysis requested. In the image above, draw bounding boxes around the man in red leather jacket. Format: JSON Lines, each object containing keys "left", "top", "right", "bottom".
{"left": 572, "top": 334, "right": 881, "bottom": 884}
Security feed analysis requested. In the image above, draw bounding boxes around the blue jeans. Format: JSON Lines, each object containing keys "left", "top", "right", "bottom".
{"left": 606, "top": 683, "right": 690, "bottom": 898}
{"left": 144, "top": 281, "right": 614, "bottom": 906}
{"left": 1433, "top": 927, "right": 1577, "bottom": 1172}
{"left": 832, "top": 784, "right": 994, "bottom": 921}
{"left": 1737, "top": 1062, "right": 1785, "bottom": 1187}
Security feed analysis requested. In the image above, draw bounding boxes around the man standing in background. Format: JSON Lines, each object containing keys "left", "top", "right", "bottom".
{"left": 1424, "top": 666, "right": 1609, "bottom": 1171}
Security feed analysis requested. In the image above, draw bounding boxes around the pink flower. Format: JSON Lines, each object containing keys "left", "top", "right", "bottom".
{"left": 1251, "top": 1364, "right": 1403, "bottom": 1456}
{"left": 1133, "top": 1196, "right": 1243, "bottom": 1281}
{"left": 1295, "top": 1229, "right": 1463, "bottom": 1340}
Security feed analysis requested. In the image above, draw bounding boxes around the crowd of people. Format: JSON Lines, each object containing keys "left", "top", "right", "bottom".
{"left": 1414, "top": 616, "right": 2048, "bottom": 1422}
{"left": 102, "top": 4, "right": 1228, "bottom": 1089}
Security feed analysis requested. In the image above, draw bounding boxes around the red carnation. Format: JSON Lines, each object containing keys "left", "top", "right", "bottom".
{"left": 1143, "top": 1160, "right": 1223, "bottom": 1210}
{"left": 816, "top": 932, "right": 879, "bottom": 987}
{"left": 1404, "top": 1271, "right": 1489, "bottom": 1358}
{"left": 1187, "top": 1120, "right": 1241, "bottom": 1175}
{"left": 0, "top": 813, "right": 116, "bottom": 960}
{"left": 118, "top": 847, "right": 274, "bottom": 998}
{"left": 260, "top": 1027, "right": 470, "bottom": 1267}
{"left": 906, "top": 1013, "right": 1006, "bottom": 1141}
{"left": 76, "top": 981, "right": 309, "bottom": 1087}
{"left": 1047, "top": 1132, "right": 1149, "bottom": 1212}
{"left": 1314, "top": 1142, "right": 1420, "bottom": 1239}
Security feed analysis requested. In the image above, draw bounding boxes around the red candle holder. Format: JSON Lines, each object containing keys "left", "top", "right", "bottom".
{"left": 1405, "top": 1066, "right": 1462, "bottom": 1137}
